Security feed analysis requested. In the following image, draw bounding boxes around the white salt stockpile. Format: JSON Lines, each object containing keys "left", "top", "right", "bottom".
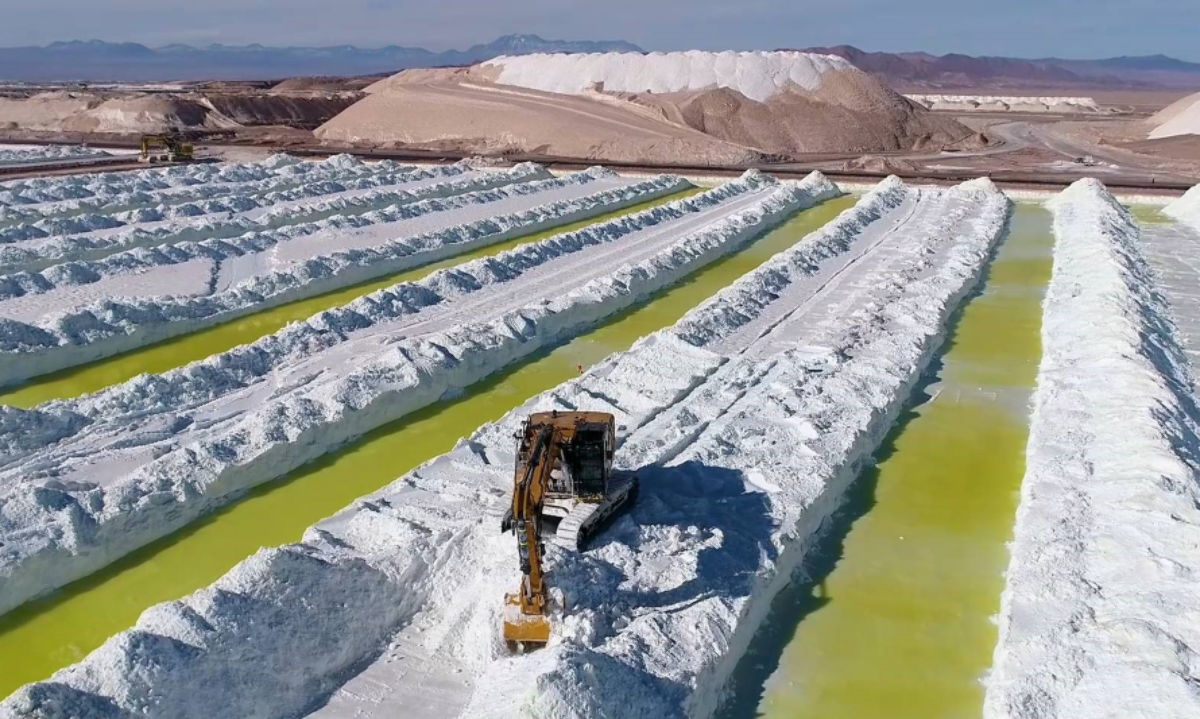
{"left": 1148, "top": 91, "right": 1200, "bottom": 139}
{"left": 905, "top": 94, "right": 1102, "bottom": 113}
{"left": 1165, "top": 183, "right": 1200, "bottom": 231}
{"left": 485, "top": 51, "right": 853, "bottom": 103}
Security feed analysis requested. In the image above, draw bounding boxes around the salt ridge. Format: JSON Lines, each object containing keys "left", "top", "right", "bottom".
{"left": 0, "top": 155, "right": 427, "bottom": 248}
{"left": 0, "top": 153, "right": 304, "bottom": 213}
{"left": 0, "top": 171, "right": 827, "bottom": 618}
{"left": 0, "top": 144, "right": 111, "bottom": 166}
{"left": 0, "top": 162, "right": 515, "bottom": 274}
{"left": 985, "top": 179, "right": 1200, "bottom": 719}
{"left": 0, "top": 157, "right": 446, "bottom": 246}
{"left": 0, "top": 167, "right": 683, "bottom": 385}
{"left": 0, "top": 176, "right": 1017, "bottom": 719}
{"left": 509, "top": 177, "right": 1008, "bottom": 718}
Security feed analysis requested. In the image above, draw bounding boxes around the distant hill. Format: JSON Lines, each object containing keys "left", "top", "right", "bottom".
{"left": 9, "top": 38, "right": 1198, "bottom": 90}
{"left": 0, "top": 35, "right": 644, "bottom": 82}
{"left": 800, "top": 45, "right": 1200, "bottom": 90}
{"left": 1045, "top": 55, "right": 1200, "bottom": 89}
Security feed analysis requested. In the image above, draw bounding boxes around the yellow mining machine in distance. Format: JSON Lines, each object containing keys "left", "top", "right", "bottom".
{"left": 139, "top": 134, "right": 194, "bottom": 163}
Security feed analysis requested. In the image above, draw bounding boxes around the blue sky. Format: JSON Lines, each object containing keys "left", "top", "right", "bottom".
{"left": 4, "top": 0, "right": 1198, "bottom": 61}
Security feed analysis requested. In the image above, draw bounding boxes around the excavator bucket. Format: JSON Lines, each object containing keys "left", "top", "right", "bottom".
{"left": 502, "top": 592, "right": 551, "bottom": 646}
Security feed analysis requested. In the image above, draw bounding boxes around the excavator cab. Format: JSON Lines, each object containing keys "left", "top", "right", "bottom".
{"left": 501, "top": 411, "right": 636, "bottom": 648}
{"left": 553, "top": 419, "right": 612, "bottom": 498}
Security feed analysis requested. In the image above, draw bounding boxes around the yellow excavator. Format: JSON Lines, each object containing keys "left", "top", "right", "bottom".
{"left": 500, "top": 411, "right": 638, "bottom": 647}
{"left": 139, "top": 134, "right": 194, "bottom": 163}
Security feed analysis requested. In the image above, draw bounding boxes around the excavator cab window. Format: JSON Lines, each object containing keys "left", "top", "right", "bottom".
{"left": 565, "top": 428, "right": 608, "bottom": 497}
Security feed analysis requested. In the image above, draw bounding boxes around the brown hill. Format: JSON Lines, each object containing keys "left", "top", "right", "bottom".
{"left": 315, "top": 51, "right": 983, "bottom": 163}
{"left": 0, "top": 89, "right": 359, "bottom": 136}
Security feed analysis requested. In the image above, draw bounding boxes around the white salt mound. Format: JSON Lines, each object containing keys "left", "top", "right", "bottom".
{"left": 1165, "top": 182, "right": 1200, "bottom": 230}
{"left": 1149, "top": 91, "right": 1200, "bottom": 139}
{"left": 906, "top": 94, "right": 1101, "bottom": 113}
{"left": 486, "top": 50, "right": 854, "bottom": 103}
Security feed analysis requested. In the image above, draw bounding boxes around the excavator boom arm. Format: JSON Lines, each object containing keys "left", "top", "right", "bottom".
{"left": 511, "top": 426, "right": 555, "bottom": 611}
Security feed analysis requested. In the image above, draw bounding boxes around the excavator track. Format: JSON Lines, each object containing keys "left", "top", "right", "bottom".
{"left": 554, "top": 474, "right": 638, "bottom": 549}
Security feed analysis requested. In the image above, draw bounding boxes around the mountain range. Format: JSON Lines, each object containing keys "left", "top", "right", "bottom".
{"left": 2, "top": 37, "right": 1199, "bottom": 90}
{"left": 800, "top": 45, "right": 1200, "bottom": 89}
{"left": 0, "top": 35, "right": 643, "bottom": 83}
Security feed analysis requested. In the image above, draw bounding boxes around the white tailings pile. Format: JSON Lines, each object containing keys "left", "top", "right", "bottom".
{"left": 1148, "top": 91, "right": 1200, "bottom": 140}
{"left": 0, "top": 167, "right": 684, "bottom": 386}
{"left": 485, "top": 51, "right": 853, "bottom": 102}
{"left": 0, "top": 176, "right": 1012, "bottom": 718}
{"left": 0, "top": 170, "right": 837, "bottom": 619}
{"left": 905, "top": 94, "right": 1102, "bottom": 113}
{"left": 1164, "top": 182, "right": 1200, "bottom": 231}
{"left": 984, "top": 179, "right": 1200, "bottom": 719}
{"left": 0, "top": 162, "right": 528, "bottom": 274}
{"left": 0, "top": 144, "right": 111, "bottom": 166}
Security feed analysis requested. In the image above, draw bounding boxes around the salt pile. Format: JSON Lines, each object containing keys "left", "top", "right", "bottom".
{"left": 905, "top": 94, "right": 1102, "bottom": 113}
{"left": 1148, "top": 91, "right": 1200, "bottom": 139}
{"left": 1164, "top": 181, "right": 1200, "bottom": 230}
{"left": 486, "top": 50, "right": 853, "bottom": 102}
{"left": 318, "top": 50, "right": 977, "bottom": 163}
